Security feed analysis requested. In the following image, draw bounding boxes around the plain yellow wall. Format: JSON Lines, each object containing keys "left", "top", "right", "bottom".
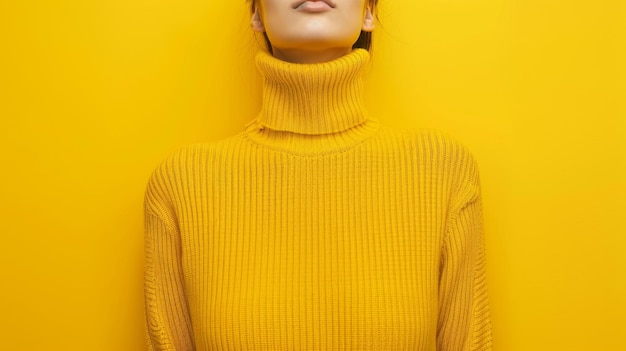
{"left": 1, "top": 0, "right": 624, "bottom": 350}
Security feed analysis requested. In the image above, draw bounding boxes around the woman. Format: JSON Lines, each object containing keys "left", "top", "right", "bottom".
{"left": 144, "top": 1, "right": 494, "bottom": 350}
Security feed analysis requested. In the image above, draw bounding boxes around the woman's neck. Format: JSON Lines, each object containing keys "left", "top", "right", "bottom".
{"left": 254, "top": 48, "right": 371, "bottom": 135}
{"left": 271, "top": 47, "right": 353, "bottom": 64}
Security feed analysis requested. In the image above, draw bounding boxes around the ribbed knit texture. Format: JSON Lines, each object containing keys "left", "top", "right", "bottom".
{"left": 144, "top": 49, "right": 493, "bottom": 351}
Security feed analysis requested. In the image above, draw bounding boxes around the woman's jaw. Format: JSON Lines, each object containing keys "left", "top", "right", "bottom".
{"left": 251, "top": 0, "right": 374, "bottom": 63}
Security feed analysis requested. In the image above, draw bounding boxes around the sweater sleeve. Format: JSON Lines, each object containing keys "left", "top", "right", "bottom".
{"left": 144, "top": 197, "right": 195, "bottom": 350}
{"left": 437, "top": 158, "right": 493, "bottom": 351}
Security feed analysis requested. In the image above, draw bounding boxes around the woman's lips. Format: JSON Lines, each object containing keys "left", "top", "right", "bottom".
{"left": 293, "top": 0, "right": 335, "bottom": 12}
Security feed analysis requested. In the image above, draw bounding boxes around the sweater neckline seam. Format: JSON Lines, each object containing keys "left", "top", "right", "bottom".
{"left": 241, "top": 119, "right": 382, "bottom": 158}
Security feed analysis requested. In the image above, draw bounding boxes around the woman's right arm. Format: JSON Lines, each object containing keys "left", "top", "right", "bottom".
{"left": 144, "top": 168, "right": 196, "bottom": 351}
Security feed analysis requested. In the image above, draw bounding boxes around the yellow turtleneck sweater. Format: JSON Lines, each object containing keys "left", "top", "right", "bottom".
{"left": 144, "top": 49, "right": 493, "bottom": 351}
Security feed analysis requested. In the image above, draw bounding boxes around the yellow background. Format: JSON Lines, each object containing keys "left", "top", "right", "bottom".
{"left": 1, "top": 0, "right": 624, "bottom": 350}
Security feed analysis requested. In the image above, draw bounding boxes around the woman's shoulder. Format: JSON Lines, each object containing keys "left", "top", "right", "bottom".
{"left": 378, "top": 125, "right": 479, "bottom": 167}
{"left": 146, "top": 133, "right": 245, "bottom": 184}
{"left": 143, "top": 133, "right": 247, "bottom": 211}
{"left": 379, "top": 125, "right": 482, "bottom": 206}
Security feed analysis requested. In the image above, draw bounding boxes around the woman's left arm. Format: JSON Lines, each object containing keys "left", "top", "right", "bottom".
{"left": 437, "top": 156, "right": 494, "bottom": 351}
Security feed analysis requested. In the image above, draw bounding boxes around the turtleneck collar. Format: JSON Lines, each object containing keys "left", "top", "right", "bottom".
{"left": 254, "top": 48, "right": 371, "bottom": 135}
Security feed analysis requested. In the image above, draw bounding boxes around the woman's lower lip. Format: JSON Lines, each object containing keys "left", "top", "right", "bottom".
{"left": 296, "top": 1, "right": 332, "bottom": 12}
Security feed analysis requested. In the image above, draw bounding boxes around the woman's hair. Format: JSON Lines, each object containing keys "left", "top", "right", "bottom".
{"left": 247, "top": 0, "right": 378, "bottom": 53}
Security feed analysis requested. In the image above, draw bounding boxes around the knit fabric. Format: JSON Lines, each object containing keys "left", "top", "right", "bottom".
{"left": 144, "top": 49, "right": 493, "bottom": 351}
